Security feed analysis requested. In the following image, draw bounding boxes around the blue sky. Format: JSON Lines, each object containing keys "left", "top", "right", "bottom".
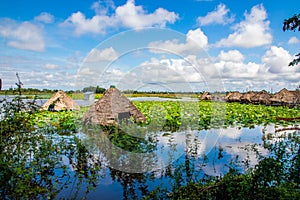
{"left": 0, "top": 0, "right": 299, "bottom": 92}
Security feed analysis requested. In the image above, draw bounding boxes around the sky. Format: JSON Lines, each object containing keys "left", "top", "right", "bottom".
{"left": 0, "top": 0, "right": 299, "bottom": 92}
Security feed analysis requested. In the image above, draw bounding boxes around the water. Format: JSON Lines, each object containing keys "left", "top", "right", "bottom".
{"left": 56, "top": 125, "right": 278, "bottom": 200}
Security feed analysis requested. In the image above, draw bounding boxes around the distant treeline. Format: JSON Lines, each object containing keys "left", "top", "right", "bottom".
{"left": 0, "top": 86, "right": 105, "bottom": 94}
{"left": 0, "top": 88, "right": 74, "bottom": 94}
{"left": 0, "top": 85, "right": 227, "bottom": 95}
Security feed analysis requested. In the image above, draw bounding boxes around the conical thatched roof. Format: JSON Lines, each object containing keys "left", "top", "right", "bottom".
{"left": 41, "top": 90, "right": 80, "bottom": 111}
{"left": 82, "top": 87, "right": 146, "bottom": 126}
{"left": 225, "top": 91, "right": 243, "bottom": 102}
{"left": 270, "top": 88, "right": 299, "bottom": 106}
{"left": 200, "top": 92, "right": 211, "bottom": 100}
{"left": 240, "top": 91, "right": 256, "bottom": 103}
{"left": 250, "top": 90, "right": 272, "bottom": 105}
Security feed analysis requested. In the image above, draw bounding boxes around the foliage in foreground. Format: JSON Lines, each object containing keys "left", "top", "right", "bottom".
{"left": 283, "top": 13, "right": 300, "bottom": 66}
{"left": 0, "top": 96, "right": 102, "bottom": 199}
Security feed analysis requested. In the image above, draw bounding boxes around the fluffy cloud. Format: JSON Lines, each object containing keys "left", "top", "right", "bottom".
{"left": 115, "top": 0, "right": 178, "bottom": 29}
{"left": 91, "top": 0, "right": 115, "bottom": 15}
{"left": 0, "top": 70, "right": 78, "bottom": 90}
{"left": 197, "top": 3, "right": 234, "bottom": 26}
{"left": 216, "top": 4, "right": 272, "bottom": 48}
{"left": 34, "top": 12, "right": 54, "bottom": 24}
{"left": 261, "top": 46, "right": 294, "bottom": 74}
{"left": 218, "top": 50, "right": 244, "bottom": 62}
{"left": 215, "top": 53, "right": 261, "bottom": 79}
{"left": 288, "top": 36, "right": 299, "bottom": 44}
{"left": 186, "top": 28, "right": 208, "bottom": 48}
{"left": 148, "top": 28, "right": 208, "bottom": 55}
{"left": 218, "top": 61, "right": 261, "bottom": 79}
{"left": 78, "top": 56, "right": 211, "bottom": 91}
{"left": 62, "top": 12, "right": 115, "bottom": 35}
{"left": 41, "top": 63, "right": 58, "bottom": 70}
{"left": 212, "top": 46, "right": 300, "bottom": 91}
{"left": 85, "top": 47, "right": 119, "bottom": 62}
{"left": 0, "top": 19, "right": 45, "bottom": 51}
{"left": 63, "top": 0, "right": 178, "bottom": 35}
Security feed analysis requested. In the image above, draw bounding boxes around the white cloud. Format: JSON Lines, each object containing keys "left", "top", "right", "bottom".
{"left": 62, "top": 11, "right": 115, "bottom": 35}
{"left": 41, "top": 63, "right": 58, "bottom": 70}
{"left": 115, "top": 0, "right": 178, "bottom": 29}
{"left": 218, "top": 50, "right": 244, "bottom": 62}
{"left": 216, "top": 4, "right": 272, "bottom": 48}
{"left": 186, "top": 28, "right": 208, "bottom": 48}
{"left": 148, "top": 28, "right": 208, "bottom": 55}
{"left": 79, "top": 68, "right": 94, "bottom": 76}
{"left": 84, "top": 56, "right": 209, "bottom": 91}
{"left": 91, "top": 0, "right": 115, "bottom": 15}
{"left": 0, "top": 19, "right": 45, "bottom": 51}
{"left": 215, "top": 49, "right": 262, "bottom": 82}
{"left": 197, "top": 3, "right": 234, "bottom": 26}
{"left": 288, "top": 36, "right": 299, "bottom": 44}
{"left": 86, "top": 47, "right": 119, "bottom": 62}
{"left": 145, "top": 58, "right": 202, "bottom": 82}
{"left": 261, "top": 46, "right": 294, "bottom": 74}
{"left": 212, "top": 45, "right": 300, "bottom": 91}
{"left": 62, "top": 0, "right": 178, "bottom": 35}
{"left": 34, "top": 12, "right": 54, "bottom": 24}
{"left": 215, "top": 60, "right": 260, "bottom": 79}
{"left": 0, "top": 70, "right": 79, "bottom": 90}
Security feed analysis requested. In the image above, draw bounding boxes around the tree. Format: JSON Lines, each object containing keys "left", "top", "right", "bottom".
{"left": 283, "top": 14, "right": 300, "bottom": 66}
{"left": 82, "top": 85, "right": 105, "bottom": 94}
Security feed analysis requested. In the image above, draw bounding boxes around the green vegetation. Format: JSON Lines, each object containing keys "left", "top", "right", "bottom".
{"left": 1, "top": 95, "right": 299, "bottom": 199}
{"left": 0, "top": 97, "right": 102, "bottom": 199}
{"left": 134, "top": 101, "right": 300, "bottom": 131}
{"left": 283, "top": 13, "right": 300, "bottom": 66}
{"left": 82, "top": 85, "right": 106, "bottom": 93}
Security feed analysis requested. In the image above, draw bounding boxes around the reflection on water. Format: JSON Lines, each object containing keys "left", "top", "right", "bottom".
{"left": 57, "top": 125, "right": 293, "bottom": 199}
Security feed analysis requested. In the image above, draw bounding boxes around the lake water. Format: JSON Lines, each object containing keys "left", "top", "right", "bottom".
{"left": 55, "top": 124, "right": 287, "bottom": 200}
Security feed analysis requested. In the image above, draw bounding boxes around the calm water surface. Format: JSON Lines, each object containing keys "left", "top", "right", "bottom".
{"left": 55, "top": 125, "right": 282, "bottom": 200}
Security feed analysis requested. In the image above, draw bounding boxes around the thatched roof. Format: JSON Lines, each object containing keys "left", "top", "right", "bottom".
{"left": 82, "top": 87, "right": 146, "bottom": 126}
{"left": 270, "top": 88, "right": 299, "bottom": 105}
{"left": 41, "top": 90, "right": 80, "bottom": 111}
{"left": 250, "top": 90, "right": 272, "bottom": 105}
{"left": 240, "top": 91, "right": 256, "bottom": 103}
{"left": 200, "top": 92, "right": 212, "bottom": 100}
{"left": 225, "top": 91, "right": 243, "bottom": 102}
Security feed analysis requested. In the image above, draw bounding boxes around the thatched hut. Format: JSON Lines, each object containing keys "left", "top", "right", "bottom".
{"left": 200, "top": 92, "right": 212, "bottom": 101}
{"left": 240, "top": 91, "right": 256, "bottom": 104}
{"left": 41, "top": 90, "right": 80, "bottom": 111}
{"left": 225, "top": 91, "right": 243, "bottom": 102}
{"left": 250, "top": 90, "right": 272, "bottom": 105}
{"left": 270, "top": 88, "right": 299, "bottom": 106}
{"left": 82, "top": 87, "right": 146, "bottom": 126}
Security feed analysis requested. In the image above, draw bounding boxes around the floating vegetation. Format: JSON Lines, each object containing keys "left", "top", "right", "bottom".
{"left": 134, "top": 101, "right": 300, "bottom": 131}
